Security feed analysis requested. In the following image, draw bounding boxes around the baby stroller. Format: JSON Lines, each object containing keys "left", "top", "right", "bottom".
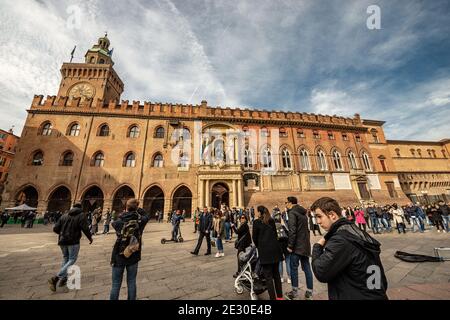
{"left": 234, "top": 245, "right": 267, "bottom": 300}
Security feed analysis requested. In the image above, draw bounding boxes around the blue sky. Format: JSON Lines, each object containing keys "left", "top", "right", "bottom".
{"left": 0, "top": 0, "right": 449, "bottom": 140}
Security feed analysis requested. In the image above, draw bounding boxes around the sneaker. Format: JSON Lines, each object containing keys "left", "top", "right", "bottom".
{"left": 438, "top": 230, "right": 441, "bottom": 233}
{"left": 215, "top": 252, "right": 221, "bottom": 258}
{"left": 281, "top": 278, "right": 285, "bottom": 283}
{"left": 287, "top": 278, "right": 291, "bottom": 284}
{"left": 190, "top": 251, "right": 198, "bottom": 256}
{"left": 305, "top": 290, "right": 313, "bottom": 300}
{"left": 284, "top": 291, "right": 298, "bottom": 300}
{"left": 220, "top": 252, "right": 225, "bottom": 257}
{"left": 48, "top": 276, "right": 58, "bottom": 292}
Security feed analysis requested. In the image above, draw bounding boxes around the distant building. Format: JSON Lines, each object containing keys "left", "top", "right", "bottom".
{"left": 0, "top": 128, "right": 20, "bottom": 205}
{"left": 1, "top": 35, "right": 448, "bottom": 216}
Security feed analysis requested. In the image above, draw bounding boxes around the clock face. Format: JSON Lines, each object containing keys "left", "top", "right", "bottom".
{"left": 68, "top": 83, "right": 95, "bottom": 102}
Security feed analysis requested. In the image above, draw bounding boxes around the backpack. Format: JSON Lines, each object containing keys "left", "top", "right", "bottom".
{"left": 118, "top": 213, "right": 142, "bottom": 256}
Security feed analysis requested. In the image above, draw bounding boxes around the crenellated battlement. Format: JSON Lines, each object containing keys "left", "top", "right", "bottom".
{"left": 30, "top": 95, "right": 363, "bottom": 127}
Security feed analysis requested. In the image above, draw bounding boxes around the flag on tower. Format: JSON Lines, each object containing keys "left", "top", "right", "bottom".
{"left": 70, "top": 45, "right": 77, "bottom": 62}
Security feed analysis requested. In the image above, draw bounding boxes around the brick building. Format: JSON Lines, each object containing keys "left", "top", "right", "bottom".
{"left": 0, "top": 128, "right": 20, "bottom": 205}
{"left": 1, "top": 35, "right": 447, "bottom": 216}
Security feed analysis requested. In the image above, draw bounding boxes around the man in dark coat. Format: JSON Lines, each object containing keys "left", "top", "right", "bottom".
{"left": 110, "top": 200, "right": 149, "bottom": 300}
{"left": 285, "top": 196, "right": 313, "bottom": 300}
{"left": 311, "top": 197, "right": 388, "bottom": 300}
{"left": 49, "top": 203, "right": 93, "bottom": 292}
{"left": 191, "top": 207, "right": 213, "bottom": 255}
{"left": 0, "top": 211, "right": 9, "bottom": 228}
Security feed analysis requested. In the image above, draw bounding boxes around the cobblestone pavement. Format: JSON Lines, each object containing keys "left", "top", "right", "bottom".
{"left": 0, "top": 221, "right": 449, "bottom": 300}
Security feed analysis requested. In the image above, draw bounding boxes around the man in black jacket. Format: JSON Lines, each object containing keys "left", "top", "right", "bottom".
{"left": 191, "top": 207, "right": 213, "bottom": 256}
{"left": 110, "top": 199, "right": 149, "bottom": 300}
{"left": 311, "top": 197, "right": 388, "bottom": 300}
{"left": 49, "top": 202, "right": 93, "bottom": 292}
{"left": 285, "top": 196, "right": 313, "bottom": 300}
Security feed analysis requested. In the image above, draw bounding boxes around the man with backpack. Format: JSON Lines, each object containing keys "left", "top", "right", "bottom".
{"left": 285, "top": 196, "right": 313, "bottom": 300}
{"left": 49, "top": 203, "right": 93, "bottom": 291}
{"left": 110, "top": 199, "right": 149, "bottom": 300}
{"left": 310, "top": 197, "right": 388, "bottom": 300}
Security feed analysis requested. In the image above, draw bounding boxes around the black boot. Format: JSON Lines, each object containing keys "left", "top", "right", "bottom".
{"left": 48, "top": 276, "right": 58, "bottom": 292}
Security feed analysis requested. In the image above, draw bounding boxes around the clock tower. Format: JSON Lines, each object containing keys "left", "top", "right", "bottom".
{"left": 57, "top": 34, "right": 124, "bottom": 103}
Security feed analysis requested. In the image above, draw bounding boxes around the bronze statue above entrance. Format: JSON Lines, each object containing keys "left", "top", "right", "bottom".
{"left": 211, "top": 182, "right": 229, "bottom": 209}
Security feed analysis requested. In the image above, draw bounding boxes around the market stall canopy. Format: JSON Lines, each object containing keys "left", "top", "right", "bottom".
{"left": 5, "top": 204, "right": 37, "bottom": 211}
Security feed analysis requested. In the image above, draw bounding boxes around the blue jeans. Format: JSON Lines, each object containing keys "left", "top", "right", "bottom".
{"left": 279, "top": 253, "right": 291, "bottom": 278}
{"left": 411, "top": 217, "right": 423, "bottom": 232}
{"left": 290, "top": 253, "right": 313, "bottom": 290}
{"left": 172, "top": 225, "right": 179, "bottom": 240}
{"left": 224, "top": 222, "right": 231, "bottom": 240}
{"left": 57, "top": 244, "right": 80, "bottom": 279}
{"left": 370, "top": 215, "right": 380, "bottom": 233}
{"left": 377, "top": 218, "right": 390, "bottom": 232}
{"left": 216, "top": 238, "right": 223, "bottom": 252}
{"left": 110, "top": 263, "right": 138, "bottom": 300}
{"left": 442, "top": 216, "right": 449, "bottom": 232}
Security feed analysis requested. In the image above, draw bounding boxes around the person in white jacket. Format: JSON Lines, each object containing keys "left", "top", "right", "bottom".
{"left": 390, "top": 204, "right": 406, "bottom": 234}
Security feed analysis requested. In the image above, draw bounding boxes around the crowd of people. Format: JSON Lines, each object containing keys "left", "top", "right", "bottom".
{"left": 2, "top": 195, "right": 446, "bottom": 301}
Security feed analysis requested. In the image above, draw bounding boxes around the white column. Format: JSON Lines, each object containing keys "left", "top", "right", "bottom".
{"left": 199, "top": 179, "right": 204, "bottom": 208}
{"left": 238, "top": 179, "right": 243, "bottom": 208}
{"left": 233, "top": 179, "right": 238, "bottom": 207}
{"left": 205, "top": 180, "right": 210, "bottom": 208}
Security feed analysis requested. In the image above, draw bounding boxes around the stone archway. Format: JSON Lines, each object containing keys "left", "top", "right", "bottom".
{"left": 15, "top": 186, "right": 38, "bottom": 208}
{"left": 143, "top": 186, "right": 164, "bottom": 218}
{"left": 112, "top": 186, "right": 135, "bottom": 214}
{"left": 81, "top": 186, "right": 104, "bottom": 213}
{"left": 47, "top": 186, "right": 72, "bottom": 213}
{"left": 211, "top": 182, "right": 229, "bottom": 209}
{"left": 172, "top": 186, "right": 192, "bottom": 217}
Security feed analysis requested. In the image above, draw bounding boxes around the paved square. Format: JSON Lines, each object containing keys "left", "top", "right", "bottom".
{"left": 0, "top": 221, "right": 449, "bottom": 300}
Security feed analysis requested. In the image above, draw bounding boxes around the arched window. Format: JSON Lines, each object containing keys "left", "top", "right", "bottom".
{"left": 261, "top": 127, "right": 269, "bottom": 137}
{"left": 279, "top": 127, "right": 287, "bottom": 138}
{"left": 99, "top": 59, "right": 105, "bottom": 64}
{"left": 98, "top": 124, "right": 110, "bottom": 136}
{"left": 395, "top": 148, "right": 400, "bottom": 157}
{"left": 90, "top": 57, "right": 95, "bottom": 63}
{"left": 155, "top": 126, "right": 165, "bottom": 138}
{"left": 92, "top": 152, "right": 104, "bottom": 167}
{"left": 128, "top": 125, "right": 139, "bottom": 138}
{"left": 244, "top": 148, "right": 253, "bottom": 168}
{"left": 61, "top": 151, "right": 74, "bottom": 166}
{"left": 281, "top": 148, "right": 292, "bottom": 169}
{"left": 68, "top": 123, "right": 80, "bottom": 136}
{"left": 332, "top": 150, "right": 343, "bottom": 171}
{"left": 299, "top": 149, "right": 311, "bottom": 171}
{"left": 179, "top": 152, "right": 189, "bottom": 167}
{"left": 124, "top": 152, "right": 136, "bottom": 167}
{"left": 242, "top": 126, "right": 250, "bottom": 137}
{"left": 442, "top": 150, "right": 447, "bottom": 158}
{"left": 411, "top": 149, "right": 416, "bottom": 157}
{"left": 417, "top": 149, "right": 422, "bottom": 157}
{"left": 31, "top": 151, "right": 44, "bottom": 166}
{"left": 262, "top": 147, "right": 272, "bottom": 168}
{"left": 153, "top": 153, "right": 163, "bottom": 167}
{"left": 317, "top": 150, "right": 328, "bottom": 171}
{"left": 40, "top": 122, "right": 52, "bottom": 136}
{"left": 362, "top": 152, "right": 371, "bottom": 171}
{"left": 348, "top": 151, "right": 358, "bottom": 169}
{"left": 431, "top": 150, "right": 436, "bottom": 158}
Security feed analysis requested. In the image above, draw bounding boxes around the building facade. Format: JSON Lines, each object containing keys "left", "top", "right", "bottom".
{"left": 0, "top": 128, "right": 20, "bottom": 205}
{"left": 386, "top": 139, "right": 450, "bottom": 204}
{"left": 2, "top": 35, "right": 447, "bottom": 216}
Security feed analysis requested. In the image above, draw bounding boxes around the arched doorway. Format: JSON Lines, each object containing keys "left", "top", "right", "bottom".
{"left": 112, "top": 186, "right": 135, "bottom": 214}
{"left": 143, "top": 186, "right": 164, "bottom": 218}
{"left": 172, "top": 186, "right": 192, "bottom": 217}
{"left": 15, "top": 186, "right": 39, "bottom": 208}
{"left": 47, "top": 186, "right": 72, "bottom": 213}
{"left": 211, "top": 182, "right": 229, "bottom": 209}
{"left": 81, "top": 186, "right": 104, "bottom": 213}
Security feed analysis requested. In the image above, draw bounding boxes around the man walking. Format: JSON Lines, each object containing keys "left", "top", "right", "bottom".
{"left": 438, "top": 200, "right": 449, "bottom": 232}
{"left": 1, "top": 211, "right": 9, "bottom": 228}
{"left": 110, "top": 199, "right": 149, "bottom": 300}
{"left": 310, "top": 197, "right": 388, "bottom": 300}
{"left": 103, "top": 209, "right": 112, "bottom": 234}
{"left": 49, "top": 203, "right": 93, "bottom": 291}
{"left": 285, "top": 196, "right": 313, "bottom": 300}
{"left": 190, "top": 207, "right": 213, "bottom": 256}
